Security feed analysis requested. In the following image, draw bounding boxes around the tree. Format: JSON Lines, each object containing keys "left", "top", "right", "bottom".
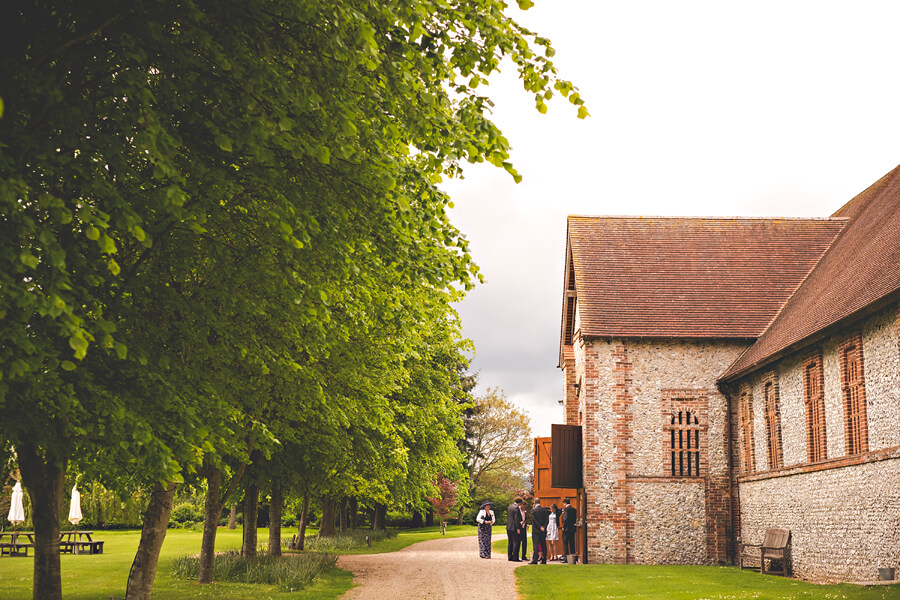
{"left": 426, "top": 473, "right": 459, "bottom": 534}
{"left": 465, "top": 388, "right": 533, "bottom": 509}
{"left": 0, "top": 1, "right": 583, "bottom": 598}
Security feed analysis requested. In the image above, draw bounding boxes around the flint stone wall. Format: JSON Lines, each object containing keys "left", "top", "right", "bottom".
{"left": 736, "top": 303, "right": 900, "bottom": 581}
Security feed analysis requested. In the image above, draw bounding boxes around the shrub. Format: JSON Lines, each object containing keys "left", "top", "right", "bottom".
{"left": 170, "top": 550, "right": 337, "bottom": 592}
{"left": 301, "top": 529, "right": 397, "bottom": 553}
{"left": 170, "top": 502, "right": 203, "bottom": 526}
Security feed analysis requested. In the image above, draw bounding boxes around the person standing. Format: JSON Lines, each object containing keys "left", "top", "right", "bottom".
{"left": 546, "top": 503, "right": 560, "bottom": 561}
{"left": 561, "top": 498, "right": 578, "bottom": 561}
{"left": 529, "top": 498, "right": 549, "bottom": 564}
{"left": 476, "top": 501, "right": 496, "bottom": 559}
{"left": 506, "top": 498, "right": 523, "bottom": 561}
{"left": 518, "top": 501, "right": 529, "bottom": 561}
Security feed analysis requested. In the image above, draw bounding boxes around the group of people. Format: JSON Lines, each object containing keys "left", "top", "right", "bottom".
{"left": 474, "top": 497, "right": 578, "bottom": 563}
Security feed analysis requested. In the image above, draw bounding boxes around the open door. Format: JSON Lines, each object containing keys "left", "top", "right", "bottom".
{"left": 533, "top": 435, "right": 585, "bottom": 563}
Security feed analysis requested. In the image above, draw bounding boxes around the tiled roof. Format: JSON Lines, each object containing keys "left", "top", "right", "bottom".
{"left": 721, "top": 164, "right": 900, "bottom": 381}
{"left": 567, "top": 216, "right": 847, "bottom": 340}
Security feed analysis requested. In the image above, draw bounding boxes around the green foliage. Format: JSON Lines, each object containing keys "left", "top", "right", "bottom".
{"left": 171, "top": 551, "right": 338, "bottom": 592}
{"left": 300, "top": 529, "right": 397, "bottom": 553}
{"left": 0, "top": 0, "right": 581, "bottom": 595}
{"left": 170, "top": 502, "right": 204, "bottom": 528}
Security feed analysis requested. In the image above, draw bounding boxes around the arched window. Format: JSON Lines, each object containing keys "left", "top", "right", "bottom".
{"left": 840, "top": 333, "right": 868, "bottom": 456}
{"left": 670, "top": 409, "right": 701, "bottom": 476}
{"left": 803, "top": 352, "right": 827, "bottom": 463}
{"left": 764, "top": 378, "right": 783, "bottom": 470}
{"left": 738, "top": 384, "right": 755, "bottom": 473}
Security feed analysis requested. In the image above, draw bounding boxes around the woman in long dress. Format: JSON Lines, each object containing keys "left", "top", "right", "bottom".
{"left": 476, "top": 501, "right": 495, "bottom": 558}
{"left": 546, "top": 503, "right": 560, "bottom": 561}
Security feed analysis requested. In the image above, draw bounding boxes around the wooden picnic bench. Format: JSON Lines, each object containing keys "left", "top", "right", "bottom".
{"left": 739, "top": 527, "right": 791, "bottom": 576}
{"left": 59, "top": 531, "right": 104, "bottom": 555}
{"left": 0, "top": 532, "right": 35, "bottom": 557}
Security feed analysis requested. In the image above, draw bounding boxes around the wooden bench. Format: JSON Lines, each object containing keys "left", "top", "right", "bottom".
{"left": 0, "top": 542, "right": 33, "bottom": 557}
{"left": 740, "top": 527, "right": 790, "bottom": 576}
{"left": 74, "top": 540, "right": 104, "bottom": 554}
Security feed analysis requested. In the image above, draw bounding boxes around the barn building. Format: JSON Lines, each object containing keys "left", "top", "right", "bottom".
{"left": 548, "top": 164, "right": 900, "bottom": 581}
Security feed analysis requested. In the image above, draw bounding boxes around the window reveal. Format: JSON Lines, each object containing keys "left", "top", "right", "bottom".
{"left": 670, "top": 409, "right": 701, "bottom": 476}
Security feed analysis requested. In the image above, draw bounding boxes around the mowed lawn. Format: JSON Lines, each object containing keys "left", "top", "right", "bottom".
{"left": 516, "top": 564, "right": 900, "bottom": 600}
{"left": 0, "top": 525, "right": 477, "bottom": 600}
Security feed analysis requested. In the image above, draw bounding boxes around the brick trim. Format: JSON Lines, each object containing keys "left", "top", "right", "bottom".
{"left": 738, "top": 382, "right": 755, "bottom": 474}
{"left": 839, "top": 332, "right": 869, "bottom": 455}
{"left": 611, "top": 343, "right": 634, "bottom": 564}
{"left": 661, "top": 390, "right": 709, "bottom": 477}
{"left": 737, "top": 444, "right": 900, "bottom": 483}
{"left": 802, "top": 350, "right": 827, "bottom": 463}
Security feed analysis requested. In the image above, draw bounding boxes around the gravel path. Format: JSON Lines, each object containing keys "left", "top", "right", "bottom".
{"left": 337, "top": 532, "right": 522, "bottom": 599}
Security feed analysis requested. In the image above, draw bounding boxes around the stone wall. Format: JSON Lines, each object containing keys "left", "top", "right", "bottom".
{"left": 734, "top": 302, "right": 900, "bottom": 581}
{"left": 739, "top": 454, "right": 900, "bottom": 582}
{"left": 575, "top": 336, "right": 747, "bottom": 564}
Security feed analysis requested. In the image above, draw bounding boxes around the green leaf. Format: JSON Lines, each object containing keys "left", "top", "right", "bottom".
{"left": 69, "top": 335, "right": 89, "bottom": 360}
{"left": 114, "top": 342, "right": 128, "bottom": 360}
{"left": 19, "top": 252, "right": 39, "bottom": 269}
{"left": 517, "top": 0, "right": 535, "bottom": 9}
{"left": 317, "top": 146, "right": 331, "bottom": 164}
{"left": 99, "top": 234, "right": 117, "bottom": 254}
{"left": 215, "top": 134, "right": 233, "bottom": 152}
{"left": 0, "top": 96, "right": 4, "bottom": 118}
{"left": 61, "top": 361, "right": 77, "bottom": 371}
{"left": 577, "top": 105, "right": 590, "bottom": 119}
{"left": 86, "top": 225, "right": 100, "bottom": 240}
{"left": 108, "top": 258, "right": 121, "bottom": 276}
{"left": 132, "top": 225, "right": 146, "bottom": 242}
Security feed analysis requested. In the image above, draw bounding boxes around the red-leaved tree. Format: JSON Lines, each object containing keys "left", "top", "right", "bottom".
{"left": 427, "top": 474, "right": 459, "bottom": 533}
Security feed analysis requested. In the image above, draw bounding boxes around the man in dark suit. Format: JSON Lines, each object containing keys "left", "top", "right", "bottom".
{"left": 506, "top": 498, "right": 523, "bottom": 561}
{"left": 529, "top": 498, "right": 549, "bottom": 564}
{"left": 561, "top": 498, "right": 578, "bottom": 560}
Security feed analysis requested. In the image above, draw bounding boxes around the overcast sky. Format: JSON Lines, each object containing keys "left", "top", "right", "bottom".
{"left": 440, "top": 1, "right": 900, "bottom": 437}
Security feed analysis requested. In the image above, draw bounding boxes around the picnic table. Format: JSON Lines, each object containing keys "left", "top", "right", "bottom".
{"left": 59, "top": 530, "right": 104, "bottom": 555}
{"left": 0, "top": 531, "right": 35, "bottom": 557}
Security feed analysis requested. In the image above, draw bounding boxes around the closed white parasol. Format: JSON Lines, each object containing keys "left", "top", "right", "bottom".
{"left": 68, "top": 485, "right": 82, "bottom": 526}
{"left": 7, "top": 481, "right": 25, "bottom": 530}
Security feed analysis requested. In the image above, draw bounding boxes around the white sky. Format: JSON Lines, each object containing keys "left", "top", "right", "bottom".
{"left": 441, "top": 1, "right": 900, "bottom": 437}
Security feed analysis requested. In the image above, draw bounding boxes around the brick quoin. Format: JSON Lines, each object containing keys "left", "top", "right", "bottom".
{"left": 611, "top": 343, "right": 634, "bottom": 564}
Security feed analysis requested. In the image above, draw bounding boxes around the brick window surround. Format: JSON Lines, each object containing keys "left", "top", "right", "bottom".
{"left": 840, "top": 332, "right": 869, "bottom": 456}
{"left": 763, "top": 373, "right": 783, "bottom": 470}
{"left": 803, "top": 351, "right": 827, "bottom": 463}
{"left": 662, "top": 390, "right": 708, "bottom": 477}
{"left": 738, "top": 383, "right": 755, "bottom": 474}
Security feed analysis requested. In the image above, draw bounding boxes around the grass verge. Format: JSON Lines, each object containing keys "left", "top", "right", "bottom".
{"left": 515, "top": 564, "right": 900, "bottom": 600}
{"left": 0, "top": 525, "right": 477, "bottom": 599}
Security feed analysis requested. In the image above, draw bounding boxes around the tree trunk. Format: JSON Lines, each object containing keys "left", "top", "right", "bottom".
{"left": 318, "top": 496, "right": 336, "bottom": 537}
{"left": 228, "top": 504, "right": 237, "bottom": 529}
{"left": 125, "top": 481, "right": 176, "bottom": 600}
{"left": 267, "top": 480, "right": 282, "bottom": 557}
{"left": 373, "top": 502, "right": 386, "bottom": 531}
{"left": 426, "top": 509, "right": 435, "bottom": 527}
{"left": 456, "top": 505, "right": 464, "bottom": 525}
{"left": 242, "top": 482, "right": 258, "bottom": 559}
{"left": 17, "top": 442, "right": 66, "bottom": 600}
{"left": 198, "top": 454, "right": 251, "bottom": 583}
{"left": 338, "top": 497, "right": 348, "bottom": 533}
{"left": 349, "top": 497, "right": 358, "bottom": 530}
{"left": 198, "top": 466, "right": 222, "bottom": 583}
{"left": 411, "top": 510, "right": 423, "bottom": 528}
{"left": 296, "top": 494, "right": 310, "bottom": 550}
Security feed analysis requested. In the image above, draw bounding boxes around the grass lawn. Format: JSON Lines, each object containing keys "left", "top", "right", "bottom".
{"left": 336, "top": 524, "right": 477, "bottom": 555}
{"left": 0, "top": 525, "right": 476, "bottom": 600}
{"left": 516, "top": 564, "right": 900, "bottom": 600}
